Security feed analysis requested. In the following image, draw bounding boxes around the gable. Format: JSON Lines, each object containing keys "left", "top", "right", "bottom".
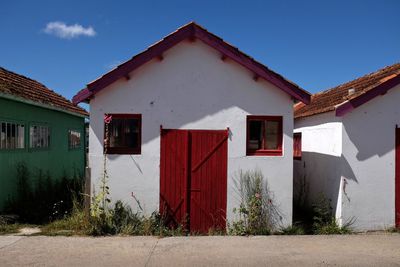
{"left": 73, "top": 22, "right": 310, "bottom": 105}
{"left": 92, "top": 40, "right": 294, "bottom": 115}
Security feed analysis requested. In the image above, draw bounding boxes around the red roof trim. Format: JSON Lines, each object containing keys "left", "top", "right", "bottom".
{"left": 73, "top": 22, "right": 310, "bottom": 105}
{"left": 335, "top": 74, "right": 400, "bottom": 116}
{"left": 72, "top": 88, "right": 93, "bottom": 105}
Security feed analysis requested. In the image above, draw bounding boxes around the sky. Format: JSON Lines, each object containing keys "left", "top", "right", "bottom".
{"left": 1, "top": 0, "right": 400, "bottom": 105}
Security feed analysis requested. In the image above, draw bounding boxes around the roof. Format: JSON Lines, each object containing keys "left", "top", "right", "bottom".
{"left": 294, "top": 63, "right": 400, "bottom": 119}
{"left": 0, "top": 67, "right": 88, "bottom": 117}
{"left": 73, "top": 22, "right": 310, "bottom": 104}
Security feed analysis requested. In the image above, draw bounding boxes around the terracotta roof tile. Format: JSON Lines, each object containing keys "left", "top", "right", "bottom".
{"left": 0, "top": 67, "right": 88, "bottom": 117}
{"left": 294, "top": 63, "right": 400, "bottom": 119}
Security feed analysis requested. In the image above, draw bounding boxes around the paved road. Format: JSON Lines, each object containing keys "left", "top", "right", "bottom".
{"left": 0, "top": 234, "right": 399, "bottom": 266}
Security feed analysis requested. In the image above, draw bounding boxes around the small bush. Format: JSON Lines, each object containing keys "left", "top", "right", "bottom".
{"left": 229, "top": 169, "right": 282, "bottom": 235}
{"left": 311, "top": 195, "right": 354, "bottom": 235}
{"left": 279, "top": 223, "right": 305, "bottom": 235}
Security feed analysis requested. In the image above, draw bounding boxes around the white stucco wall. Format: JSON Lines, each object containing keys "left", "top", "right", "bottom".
{"left": 294, "top": 84, "right": 400, "bottom": 230}
{"left": 341, "top": 84, "right": 400, "bottom": 230}
{"left": 294, "top": 112, "right": 343, "bottom": 221}
{"left": 88, "top": 40, "right": 294, "bottom": 227}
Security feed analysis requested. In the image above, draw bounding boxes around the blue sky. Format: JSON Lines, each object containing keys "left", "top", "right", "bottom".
{"left": 1, "top": 0, "right": 399, "bottom": 103}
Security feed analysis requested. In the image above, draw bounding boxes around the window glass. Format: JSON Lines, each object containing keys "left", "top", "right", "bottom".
{"left": 69, "top": 130, "right": 81, "bottom": 149}
{"left": 105, "top": 114, "right": 141, "bottom": 154}
{"left": 265, "top": 121, "right": 279, "bottom": 149}
{"left": 0, "top": 122, "right": 25, "bottom": 149}
{"left": 30, "top": 125, "right": 50, "bottom": 148}
{"left": 248, "top": 120, "right": 262, "bottom": 150}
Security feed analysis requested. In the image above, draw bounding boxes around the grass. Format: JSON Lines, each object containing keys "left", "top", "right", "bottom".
{"left": 0, "top": 223, "right": 21, "bottom": 235}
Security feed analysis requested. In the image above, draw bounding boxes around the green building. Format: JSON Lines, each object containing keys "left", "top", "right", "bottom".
{"left": 0, "top": 67, "right": 88, "bottom": 211}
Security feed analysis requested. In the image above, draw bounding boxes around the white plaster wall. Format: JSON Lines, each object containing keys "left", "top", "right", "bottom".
{"left": 341, "top": 84, "right": 400, "bottom": 230}
{"left": 89, "top": 40, "right": 294, "bottom": 226}
{"left": 293, "top": 112, "right": 343, "bottom": 221}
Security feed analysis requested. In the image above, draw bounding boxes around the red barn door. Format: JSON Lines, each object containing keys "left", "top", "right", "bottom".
{"left": 160, "top": 129, "right": 228, "bottom": 233}
{"left": 396, "top": 128, "right": 400, "bottom": 228}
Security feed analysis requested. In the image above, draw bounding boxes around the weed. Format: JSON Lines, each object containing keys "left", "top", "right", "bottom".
{"left": 0, "top": 223, "right": 20, "bottom": 235}
{"left": 3, "top": 162, "right": 84, "bottom": 224}
{"left": 278, "top": 223, "right": 305, "bottom": 235}
{"left": 311, "top": 195, "right": 354, "bottom": 235}
{"left": 229, "top": 169, "right": 282, "bottom": 235}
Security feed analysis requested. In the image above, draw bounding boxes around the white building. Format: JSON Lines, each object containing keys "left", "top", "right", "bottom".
{"left": 73, "top": 22, "right": 310, "bottom": 233}
{"left": 294, "top": 63, "right": 400, "bottom": 231}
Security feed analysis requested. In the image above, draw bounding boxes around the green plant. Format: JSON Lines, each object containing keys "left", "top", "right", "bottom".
{"left": 4, "top": 162, "right": 84, "bottom": 224}
{"left": 0, "top": 223, "right": 20, "bottom": 235}
{"left": 229, "top": 169, "right": 281, "bottom": 235}
{"left": 278, "top": 223, "right": 305, "bottom": 235}
{"left": 41, "top": 197, "right": 90, "bottom": 236}
{"left": 311, "top": 195, "right": 354, "bottom": 235}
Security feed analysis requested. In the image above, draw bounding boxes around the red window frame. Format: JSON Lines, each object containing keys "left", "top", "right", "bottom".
{"left": 104, "top": 114, "right": 142, "bottom": 155}
{"left": 246, "top": 115, "right": 283, "bottom": 156}
{"left": 293, "top": 132, "right": 302, "bottom": 160}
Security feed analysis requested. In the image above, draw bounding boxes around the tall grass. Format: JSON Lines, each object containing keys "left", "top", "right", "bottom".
{"left": 3, "top": 162, "right": 84, "bottom": 224}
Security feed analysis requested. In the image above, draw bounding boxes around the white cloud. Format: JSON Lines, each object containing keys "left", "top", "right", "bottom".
{"left": 44, "top": 21, "right": 96, "bottom": 39}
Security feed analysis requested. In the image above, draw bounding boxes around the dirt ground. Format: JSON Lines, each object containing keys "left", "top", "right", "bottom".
{"left": 1, "top": 233, "right": 399, "bottom": 266}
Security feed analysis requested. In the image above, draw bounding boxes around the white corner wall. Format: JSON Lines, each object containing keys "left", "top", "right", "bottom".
{"left": 294, "top": 112, "right": 343, "bottom": 221}
{"left": 294, "top": 84, "right": 400, "bottom": 231}
{"left": 341, "top": 84, "right": 400, "bottom": 230}
{"left": 88, "top": 40, "right": 294, "bottom": 227}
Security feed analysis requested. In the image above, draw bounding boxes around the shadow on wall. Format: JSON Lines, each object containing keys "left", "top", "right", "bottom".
{"left": 293, "top": 152, "right": 357, "bottom": 215}
{"left": 342, "top": 101, "right": 398, "bottom": 162}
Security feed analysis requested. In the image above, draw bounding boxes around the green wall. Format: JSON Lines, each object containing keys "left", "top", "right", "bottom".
{"left": 0, "top": 97, "right": 86, "bottom": 211}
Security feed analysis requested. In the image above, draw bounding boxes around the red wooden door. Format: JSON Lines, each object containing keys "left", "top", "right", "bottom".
{"left": 160, "top": 129, "right": 228, "bottom": 233}
{"left": 190, "top": 130, "right": 228, "bottom": 233}
{"left": 160, "top": 129, "right": 189, "bottom": 228}
{"left": 396, "top": 128, "right": 400, "bottom": 228}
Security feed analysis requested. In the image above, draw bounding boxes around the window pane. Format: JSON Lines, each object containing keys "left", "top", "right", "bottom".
{"left": 106, "top": 116, "right": 141, "bottom": 153}
{"left": 1, "top": 123, "right": 5, "bottom": 149}
{"left": 30, "top": 125, "right": 49, "bottom": 148}
{"left": 17, "top": 124, "right": 25, "bottom": 149}
{"left": 0, "top": 122, "right": 24, "bottom": 149}
{"left": 265, "top": 121, "right": 279, "bottom": 149}
{"left": 248, "top": 120, "right": 263, "bottom": 150}
{"left": 69, "top": 130, "right": 81, "bottom": 149}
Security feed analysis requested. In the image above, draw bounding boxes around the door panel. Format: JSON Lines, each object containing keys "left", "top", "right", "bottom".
{"left": 190, "top": 130, "right": 228, "bottom": 233}
{"left": 160, "top": 129, "right": 228, "bottom": 233}
{"left": 159, "top": 129, "right": 189, "bottom": 228}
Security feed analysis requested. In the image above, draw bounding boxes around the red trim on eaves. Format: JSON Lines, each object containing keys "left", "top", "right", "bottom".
{"left": 72, "top": 22, "right": 310, "bottom": 105}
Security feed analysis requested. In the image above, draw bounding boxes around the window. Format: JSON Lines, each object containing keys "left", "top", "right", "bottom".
{"left": 0, "top": 121, "right": 25, "bottom": 149}
{"left": 68, "top": 130, "right": 81, "bottom": 149}
{"left": 29, "top": 125, "right": 50, "bottom": 149}
{"left": 293, "top": 132, "right": 302, "bottom": 160}
{"left": 104, "top": 114, "right": 141, "bottom": 154}
{"left": 246, "top": 116, "right": 282, "bottom": 156}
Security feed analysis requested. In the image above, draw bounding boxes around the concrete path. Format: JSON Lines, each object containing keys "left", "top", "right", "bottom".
{"left": 0, "top": 234, "right": 399, "bottom": 266}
